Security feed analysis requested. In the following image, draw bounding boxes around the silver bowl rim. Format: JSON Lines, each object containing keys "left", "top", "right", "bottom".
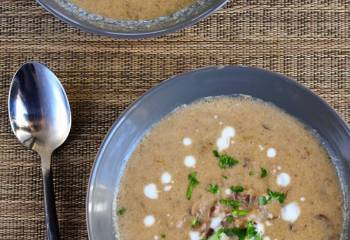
{"left": 86, "top": 65, "right": 350, "bottom": 239}
{"left": 36, "top": 0, "right": 229, "bottom": 39}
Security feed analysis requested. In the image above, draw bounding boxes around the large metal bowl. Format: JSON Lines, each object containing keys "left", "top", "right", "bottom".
{"left": 37, "top": 0, "right": 228, "bottom": 38}
{"left": 86, "top": 66, "right": 349, "bottom": 240}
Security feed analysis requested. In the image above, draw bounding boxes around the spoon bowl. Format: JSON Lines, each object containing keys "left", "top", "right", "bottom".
{"left": 8, "top": 62, "right": 71, "bottom": 240}
{"left": 8, "top": 62, "right": 71, "bottom": 152}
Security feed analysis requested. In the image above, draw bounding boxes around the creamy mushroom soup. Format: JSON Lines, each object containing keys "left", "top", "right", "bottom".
{"left": 117, "top": 97, "right": 343, "bottom": 240}
{"left": 70, "top": 0, "right": 195, "bottom": 20}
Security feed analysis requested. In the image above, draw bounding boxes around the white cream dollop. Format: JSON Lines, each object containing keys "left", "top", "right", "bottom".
{"left": 267, "top": 148, "right": 277, "bottom": 158}
{"left": 161, "top": 172, "right": 172, "bottom": 184}
{"left": 217, "top": 126, "right": 236, "bottom": 151}
{"left": 255, "top": 222, "right": 265, "bottom": 235}
{"left": 277, "top": 172, "right": 291, "bottom": 187}
{"left": 144, "top": 215, "right": 155, "bottom": 227}
{"left": 189, "top": 231, "right": 201, "bottom": 240}
{"left": 184, "top": 155, "right": 196, "bottom": 168}
{"left": 144, "top": 183, "right": 158, "bottom": 199}
{"left": 210, "top": 216, "right": 223, "bottom": 230}
{"left": 281, "top": 202, "right": 301, "bottom": 223}
{"left": 182, "top": 137, "right": 192, "bottom": 146}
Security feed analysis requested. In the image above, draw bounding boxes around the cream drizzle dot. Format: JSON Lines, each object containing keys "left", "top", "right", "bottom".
{"left": 161, "top": 172, "right": 172, "bottom": 184}
{"left": 144, "top": 183, "right": 158, "bottom": 199}
{"left": 182, "top": 137, "right": 192, "bottom": 146}
{"left": 276, "top": 172, "right": 291, "bottom": 187}
{"left": 184, "top": 155, "right": 196, "bottom": 168}
{"left": 144, "top": 215, "right": 155, "bottom": 227}
{"left": 189, "top": 231, "right": 200, "bottom": 240}
{"left": 267, "top": 148, "right": 277, "bottom": 158}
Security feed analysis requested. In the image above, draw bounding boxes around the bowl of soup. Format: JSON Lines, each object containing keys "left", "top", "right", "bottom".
{"left": 37, "top": 0, "right": 228, "bottom": 38}
{"left": 87, "top": 66, "right": 350, "bottom": 240}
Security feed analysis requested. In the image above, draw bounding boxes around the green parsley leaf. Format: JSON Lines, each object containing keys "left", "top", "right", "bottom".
{"left": 213, "top": 150, "right": 239, "bottom": 169}
{"left": 225, "top": 215, "right": 234, "bottom": 223}
{"left": 186, "top": 172, "right": 199, "bottom": 200}
{"left": 117, "top": 207, "right": 126, "bottom": 216}
{"left": 223, "top": 227, "right": 246, "bottom": 240}
{"left": 246, "top": 221, "right": 263, "bottom": 240}
{"left": 260, "top": 168, "right": 268, "bottom": 178}
{"left": 232, "top": 209, "right": 249, "bottom": 217}
{"left": 222, "top": 175, "right": 228, "bottom": 180}
{"left": 230, "top": 185, "right": 244, "bottom": 193}
{"left": 208, "top": 183, "right": 220, "bottom": 194}
{"left": 267, "top": 189, "right": 286, "bottom": 204}
{"left": 259, "top": 189, "right": 286, "bottom": 206}
{"left": 208, "top": 229, "right": 225, "bottom": 240}
{"left": 258, "top": 196, "right": 268, "bottom": 206}
{"left": 191, "top": 217, "right": 201, "bottom": 228}
{"left": 219, "top": 199, "right": 240, "bottom": 209}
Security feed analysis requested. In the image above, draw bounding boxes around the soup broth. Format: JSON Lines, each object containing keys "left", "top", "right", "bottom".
{"left": 117, "top": 97, "right": 343, "bottom": 240}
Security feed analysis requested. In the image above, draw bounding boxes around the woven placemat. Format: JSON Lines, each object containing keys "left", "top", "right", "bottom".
{"left": 0, "top": 0, "right": 349, "bottom": 239}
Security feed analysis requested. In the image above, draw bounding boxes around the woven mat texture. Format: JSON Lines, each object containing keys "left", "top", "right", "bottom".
{"left": 0, "top": 0, "right": 350, "bottom": 239}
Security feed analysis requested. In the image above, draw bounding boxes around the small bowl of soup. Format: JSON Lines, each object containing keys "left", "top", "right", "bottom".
{"left": 37, "top": 0, "right": 228, "bottom": 38}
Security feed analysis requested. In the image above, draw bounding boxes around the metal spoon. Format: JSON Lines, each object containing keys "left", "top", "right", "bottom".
{"left": 8, "top": 62, "right": 71, "bottom": 240}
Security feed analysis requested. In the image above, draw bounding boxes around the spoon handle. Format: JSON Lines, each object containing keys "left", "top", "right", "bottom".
{"left": 42, "top": 162, "right": 61, "bottom": 240}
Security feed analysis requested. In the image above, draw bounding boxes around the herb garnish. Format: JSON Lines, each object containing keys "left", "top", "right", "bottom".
{"left": 211, "top": 221, "right": 262, "bottom": 240}
{"left": 186, "top": 172, "right": 199, "bottom": 200}
{"left": 260, "top": 168, "right": 268, "bottom": 178}
{"left": 259, "top": 189, "right": 286, "bottom": 205}
{"left": 267, "top": 189, "right": 286, "bottom": 203}
{"left": 208, "top": 183, "right": 220, "bottom": 194}
{"left": 225, "top": 215, "right": 234, "bottom": 223}
{"left": 208, "top": 229, "right": 225, "bottom": 240}
{"left": 246, "top": 221, "right": 263, "bottom": 240}
{"left": 213, "top": 150, "right": 239, "bottom": 169}
{"left": 232, "top": 209, "right": 249, "bottom": 217}
{"left": 191, "top": 217, "right": 200, "bottom": 228}
{"left": 117, "top": 207, "right": 126, "bottom": 216}
{"left": 222, "top": 175, "right": 228, "bottom": 180}
{"left": 230, "top": 185, "right": 244, "bottom": 193}
{"left": 219, "top": 199, "right": 240, "bottom": 209}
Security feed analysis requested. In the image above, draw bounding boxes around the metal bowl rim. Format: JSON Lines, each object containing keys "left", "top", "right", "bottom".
{"left": 36, "top": 0, "right": 229, "bottom": 39}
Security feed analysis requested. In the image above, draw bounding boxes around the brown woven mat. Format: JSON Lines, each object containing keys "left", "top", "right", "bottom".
{"left": 0, "top": 0, "right": 349, "bottom": 239}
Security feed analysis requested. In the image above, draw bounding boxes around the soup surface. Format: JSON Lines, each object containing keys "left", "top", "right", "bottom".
{"left": 70, "top": 0, "right": 195, "bottom": 20}
{"left": 117, "top": 97, "right": 343, "bottom": 240}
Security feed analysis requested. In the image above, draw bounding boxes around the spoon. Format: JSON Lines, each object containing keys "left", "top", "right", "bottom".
{"left": 8, "top": 62, "right": 71, "bottom": 240}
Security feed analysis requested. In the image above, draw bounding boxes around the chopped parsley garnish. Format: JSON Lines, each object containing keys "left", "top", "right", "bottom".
{"left": 186, "top": 172, "right": 199, "bottom": 200}
{"left": 232, "top": 209, "right": 249, "bottom": 217}
{"left": 258, "top": 196, "right": 268, "bottom": 206}
{"left": 219, "top": 199, "right": 240, "bottom": 209}
{"left": 260, "top": 167, "right": 268, "bottom": 178}
{"left": 267, "top": 189, "right": 286, "bottom": 203}
{"left": 222, "top": 175, "right": 228, "bottom": 180}
{"left": 191, "top": 217, "right": 200, "bottom": 228}
{"left": 259, "top": 189, "right": 286, "bottom": 205}
{"left": 208, "top": 183, "right": 220, "bottom": 194}
{"left": 230, "top": 185, "right": 244, "bottom": 193}
{"left": 213, "top": 150, "right": 239, "bottom": 169}
{"left": 212, "top": 221, "right": 262, "bottom": 240}
{"left": 246, "top": 221, "right": 263, "bottom": 240}
{"left": 117, "top": 207, "right": 126, "bottom": 216}
{"left": 223, "top": 228, "right": 246, "bottom": 239}
{"left": 225, "top": 215, "right": 234, "bottom": 223}
{"left": 208, "top": 229, "right": 225, "bottom": 240}
{"left": 249, "top": 170, "right": 255, "bottom": 176}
